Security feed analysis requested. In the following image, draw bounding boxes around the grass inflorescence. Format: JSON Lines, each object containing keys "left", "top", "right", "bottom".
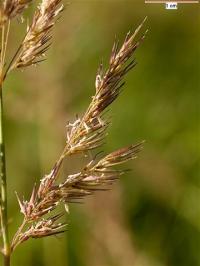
{"left": 0, "top": 1, "right": 147, "bottom": 264}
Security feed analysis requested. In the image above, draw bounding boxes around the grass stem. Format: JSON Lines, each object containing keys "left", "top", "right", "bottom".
{"left": 0, "top": 87, "right": 10, "bottom": 266}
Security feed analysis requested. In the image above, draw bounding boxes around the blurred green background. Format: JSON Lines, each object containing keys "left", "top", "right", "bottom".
{"left": 2, "top": 0, "right": 199, "bottom": 265}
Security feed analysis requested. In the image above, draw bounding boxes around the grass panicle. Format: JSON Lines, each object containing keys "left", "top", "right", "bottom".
{"left": 0, "top": 0, "right": 147, "bottom": 264}
{"left": 11, "top": 20, "right": 147, "bottom": 251}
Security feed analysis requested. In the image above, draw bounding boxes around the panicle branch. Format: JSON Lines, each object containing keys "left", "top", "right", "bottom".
{"left": 6, "top": 0, "right": 63, "bottom": 72}
{"left": 0, "top": 0, "right": 64, "bottom": 84}
{"left": 0, "top": 0, "right": 32, "bottom": 26}
{"left": 11, "top": 214, "right": 66, "bottom": 251}
{"left": 16, "top": 142, "right": 144, "bottom": 222}
{"left": 65, "top": 17, "right": 148, "bottom": 155}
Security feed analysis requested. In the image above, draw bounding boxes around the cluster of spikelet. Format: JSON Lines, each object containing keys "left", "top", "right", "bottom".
{"left": 0, "top": 0, "right": 147, "bottom": 253}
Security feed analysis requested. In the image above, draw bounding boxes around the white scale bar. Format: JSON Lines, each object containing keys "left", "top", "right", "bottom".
{"left": 145, "top": 1, "right": 199, "bottom": 3}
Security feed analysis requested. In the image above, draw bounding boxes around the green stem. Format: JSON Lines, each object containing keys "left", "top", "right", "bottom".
{"left": 0, "top": 87, "right": 10, "bottom": 266}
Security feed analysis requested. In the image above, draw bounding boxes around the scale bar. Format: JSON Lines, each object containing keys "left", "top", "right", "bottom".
{"left": 145, "top": 0, "right": 199, "bottom": 3}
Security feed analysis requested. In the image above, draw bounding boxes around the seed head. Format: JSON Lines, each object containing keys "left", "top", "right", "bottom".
{"left": 12, "top": 0, "right": 63, "bottom": 68}
{"left": 12, "top": 18, "right": 147, "bottom": 250}
{"left": 0, "top": 0, "right": 33, "bottom": 26}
